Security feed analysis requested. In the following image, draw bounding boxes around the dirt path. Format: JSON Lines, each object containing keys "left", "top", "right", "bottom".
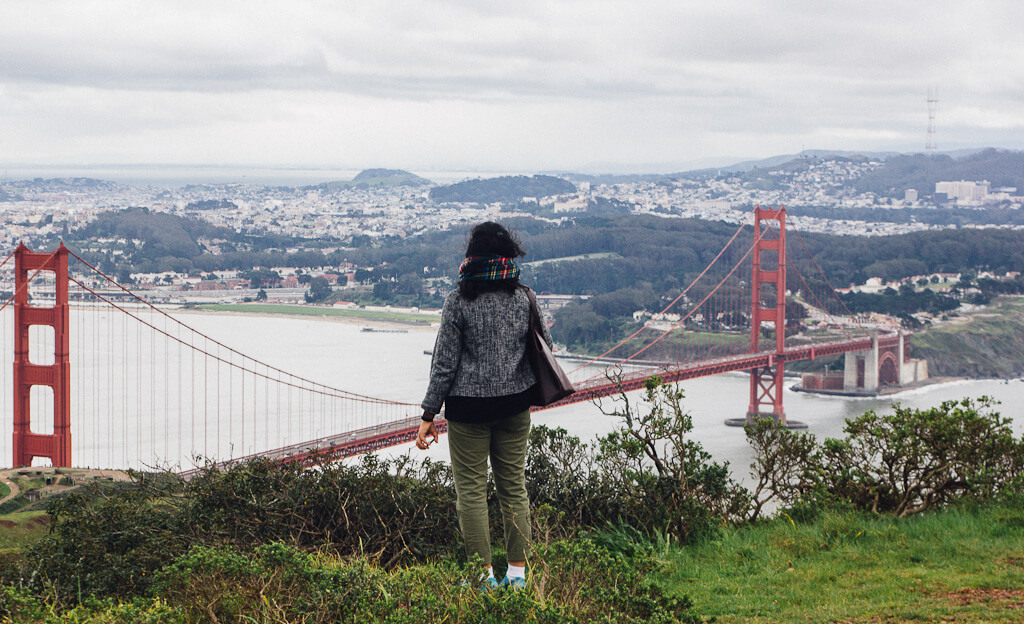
{"left": 0, "top": 476, "right": 20, "bottom": 505}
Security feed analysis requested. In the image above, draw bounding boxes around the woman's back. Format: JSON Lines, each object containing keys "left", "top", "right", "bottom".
{"left": 423, "top": 288, "right": 534, "bottom": 408}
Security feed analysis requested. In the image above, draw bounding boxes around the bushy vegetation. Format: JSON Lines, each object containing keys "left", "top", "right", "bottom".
{"left": 528, "top": 375, "right": 749, "bottom": 544}
{"left": 746, "top": 396, "right": 1024, "bottom": 520}
{"left": 1, "top": 537, "right": 699, "bottom": 624}
{"left": 23, "top": 454, "right": 458, "bottom": 602}
{"left": 838, "top": 286, "right": 960, "bottom": 317}
{"left": 1, "top": 383, "right": 1020, "bottom": 622}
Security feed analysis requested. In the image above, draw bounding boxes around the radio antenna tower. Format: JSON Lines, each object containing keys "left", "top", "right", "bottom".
{"left": 926, "top": 87, "right": 939, "bottom": 152}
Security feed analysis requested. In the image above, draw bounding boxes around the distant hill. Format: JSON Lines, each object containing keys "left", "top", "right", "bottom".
{"left": 306, "top": 169, "right": 432, "bottom": 190}
{"left": 1, "top": 177, "right": 130, "bottom": 192}
{"left": 853, "top": 149, "right": 1024, "bottom": 197}
{"left": 555, "top": 172, "right": 674, "bottom": 185}
{"left": 72, "top": 207, "right": 237, "bottom": 261}
{"left": 429, "top": 175, "right": 576, "bottom": 203}
{"left": 715, "top": 149, "right": 901, "bottom": 174}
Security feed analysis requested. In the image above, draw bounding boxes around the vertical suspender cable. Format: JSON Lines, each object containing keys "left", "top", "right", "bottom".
{"left": 150, "top": 311, "right": 156, "bottom": 464}
{"left": 203, "top": 335, "right": 208, "bottom": 460}
{"left": 265, "top": 363, "right": 269, "bottom": 453}
{"left": 216, "top": 343, "right": 221, "bottom": 458}
{"left": 122, "top": 301, "right": 128, "bottom": 468}
{"left": 228, "top": 349, "right": 233, "bottom": 457}
{"left": 190, "top": 330, "right": 195, "bottom": 463}
{"left": 108, "top": 291, "right": 114, "bottom": 466}
{"left": 241, "top": 356, "right": 245, "bottom": 455}
{"left": 163, "top": 312, "right": 169, "bottom": 465}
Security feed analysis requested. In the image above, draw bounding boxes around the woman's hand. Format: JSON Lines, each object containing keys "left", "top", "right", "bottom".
{"left": 417, "top": 417, "right": 439, "bottom": 449}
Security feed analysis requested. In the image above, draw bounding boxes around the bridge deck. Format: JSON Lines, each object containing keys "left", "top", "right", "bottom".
{"left": 179, "top": 332, "right": 896, "bottom": 476}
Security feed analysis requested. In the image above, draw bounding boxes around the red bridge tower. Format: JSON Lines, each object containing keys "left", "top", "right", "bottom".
{"left": 727, "top": 206, "right": 805, "bottom": 428}
{"left": 12, "top": 243, "right": 72, "bottom": 467}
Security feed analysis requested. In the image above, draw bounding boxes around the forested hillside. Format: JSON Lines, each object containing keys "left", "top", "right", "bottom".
{"left": 66, "top": 207, "right": 317, "bottom": 274}
{"left": 61, "top": 209, "right": 1024, "bottom": 365}
{"left": 781, "top": 205, "right": 1024, "bottom": 227}
{"left": 74, "top": 207, "right": 236, "bottom": 261}
{"left": 429, "top": 175, "right": 575, "bottom": 203}
{"left": 67, "top": 210, "right": 1024, "bottom": 289}
{"left": 853, "top": 149, "right": 1024, "bottom": 197}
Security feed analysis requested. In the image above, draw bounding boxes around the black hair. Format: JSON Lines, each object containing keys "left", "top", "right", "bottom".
{"left": 459, "top": 222, "right": 526, "bottom": 301}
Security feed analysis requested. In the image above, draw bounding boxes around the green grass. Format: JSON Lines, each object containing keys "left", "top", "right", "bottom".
{"left": 909, "top": 297, "right": 1024, "bottom": 377}
{"left": 192, "top": 303, "right": 439, "bottom": 324}
{"left": 1, "top": 500, "right": 1022, "bottom": 622}
{"left": 664, "top": 504, "right": 1024, "bottom": 623}
{"left": 918, "top": 298, "right": 1024, "bottom": 340}
{"left": 0, "top": 483, "right": 8, "bottom": 499}
{"left": 0, "top": 511, "right": 50, "bottom": 550}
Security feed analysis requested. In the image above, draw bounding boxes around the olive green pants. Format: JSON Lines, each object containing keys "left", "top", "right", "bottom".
{"left": 447, "top": 409, "right": 532, "bottom": 566}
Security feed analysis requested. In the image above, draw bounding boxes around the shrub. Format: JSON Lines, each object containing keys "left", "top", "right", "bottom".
{"left": 0, "top": 586, "right": 45, "bottom": 624}
{"left": 0, "top": 495, "right": 29, "bottom": 516}
{"left": 747, "top": 397, "right": 1024, "bottom": 518}
{"left": 824, "top": 397, "right": 1023, "bottom": 516}
{"left": 27, "top": 453, "right": 460, "bottom": 604}
{"left": 745, "top": 418, "right": 833, "bottom": 521}
{"left": 181, "top": 452, "right": 458, "bottom": 565}
{"left": 527, "top": 375, "right": 749, "bottom": 544}
{"left": 27, "top": 474, "right": 190, "bottom": 602}
{"left": 526, "top": 425, "right": 611, "bottom": 537}
{"left": 532, "top": 535, "right": 700, "bottom": 623}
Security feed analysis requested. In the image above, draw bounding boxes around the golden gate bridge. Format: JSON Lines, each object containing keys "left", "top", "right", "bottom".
{"left": 1, "top": 207, "right": 915, "bottom": 471}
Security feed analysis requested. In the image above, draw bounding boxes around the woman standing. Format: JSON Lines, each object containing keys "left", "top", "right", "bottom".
{"left": 417, "top": 222, "right": 553, "bottom": 590}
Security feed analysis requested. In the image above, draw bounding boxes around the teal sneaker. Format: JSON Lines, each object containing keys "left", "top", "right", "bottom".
{"left": 483, "top": 577, "right": 502, "bottom": 591}
{"left": 463, "top": 576, "right": 501, "bottom": 592}
{"left": 499, "top": 576, "right": 527, "bottom": 590}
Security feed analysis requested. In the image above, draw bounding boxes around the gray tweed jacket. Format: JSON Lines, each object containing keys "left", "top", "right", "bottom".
{"left": 421, "top": 287, "right": 555, "bottom": 415}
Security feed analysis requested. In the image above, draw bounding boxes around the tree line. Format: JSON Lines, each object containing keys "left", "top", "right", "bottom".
{"left": 52, "top": 209, "right": 1024, "bottom": 349}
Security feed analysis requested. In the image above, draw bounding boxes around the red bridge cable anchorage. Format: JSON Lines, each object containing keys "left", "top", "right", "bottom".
{"left": 577, "top": 225, "right": 769, "bottom": 387}
{"left": 66, "top": 250, "right": 414, "bottom": 407}
{"left": 566, "top": 221, "right": 750, "bottom": 375}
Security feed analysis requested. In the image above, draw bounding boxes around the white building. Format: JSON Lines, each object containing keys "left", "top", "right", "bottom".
{"left": 935, "top": 180, "right": 990, "bottom": 202}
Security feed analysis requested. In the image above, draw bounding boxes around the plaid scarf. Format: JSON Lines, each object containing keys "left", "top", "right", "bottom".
{"left": 459, "top": 255, "right": 521, "bottom": 281}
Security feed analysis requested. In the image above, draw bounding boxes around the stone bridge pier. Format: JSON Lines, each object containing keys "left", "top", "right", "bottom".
{"left": 842, "top": 331, "right": 929, "bottom": 394}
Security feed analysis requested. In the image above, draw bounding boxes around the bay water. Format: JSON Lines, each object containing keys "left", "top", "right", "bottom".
{"left": 2, "top": 310, "right": 1022, "bottom": 481}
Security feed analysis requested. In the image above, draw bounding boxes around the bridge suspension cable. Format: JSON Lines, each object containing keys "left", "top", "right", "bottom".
{"left": 4, "top": 208, "right": 897, "bottom": 470}
{"left": 566, "top": 220, "right": 752, "bottom": 375}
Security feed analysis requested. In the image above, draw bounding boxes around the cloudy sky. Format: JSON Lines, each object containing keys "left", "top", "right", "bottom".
{"left": 3, "top": 0, "right": 1023, "bottom": 173}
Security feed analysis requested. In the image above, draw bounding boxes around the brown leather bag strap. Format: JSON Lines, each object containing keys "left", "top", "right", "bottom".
{"left": 523, "top": 286, "right": 542, "bottom": 330}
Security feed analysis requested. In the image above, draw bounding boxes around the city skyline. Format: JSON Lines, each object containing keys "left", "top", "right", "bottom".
{"left": 3, "top": 1, "right": 1024, "bottom": 173}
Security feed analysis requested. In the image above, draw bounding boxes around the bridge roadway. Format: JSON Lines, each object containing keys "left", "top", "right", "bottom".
{"left": 178, "top": 331, "right": 896, "bottom": 477}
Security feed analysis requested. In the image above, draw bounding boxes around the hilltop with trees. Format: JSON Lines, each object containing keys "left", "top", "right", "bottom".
{"left": 305, "top": 168, "right": 432, "bottom": 190}
{"left": 429, "top": 174, "right": 576, "bottom": 203}
{"left": 853, "top": 148, "right": 1024, "bottom": 198}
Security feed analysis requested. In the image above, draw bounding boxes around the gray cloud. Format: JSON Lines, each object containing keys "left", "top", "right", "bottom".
{"left": 1, "top": 0, "right": 1023, "bottom": 169}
